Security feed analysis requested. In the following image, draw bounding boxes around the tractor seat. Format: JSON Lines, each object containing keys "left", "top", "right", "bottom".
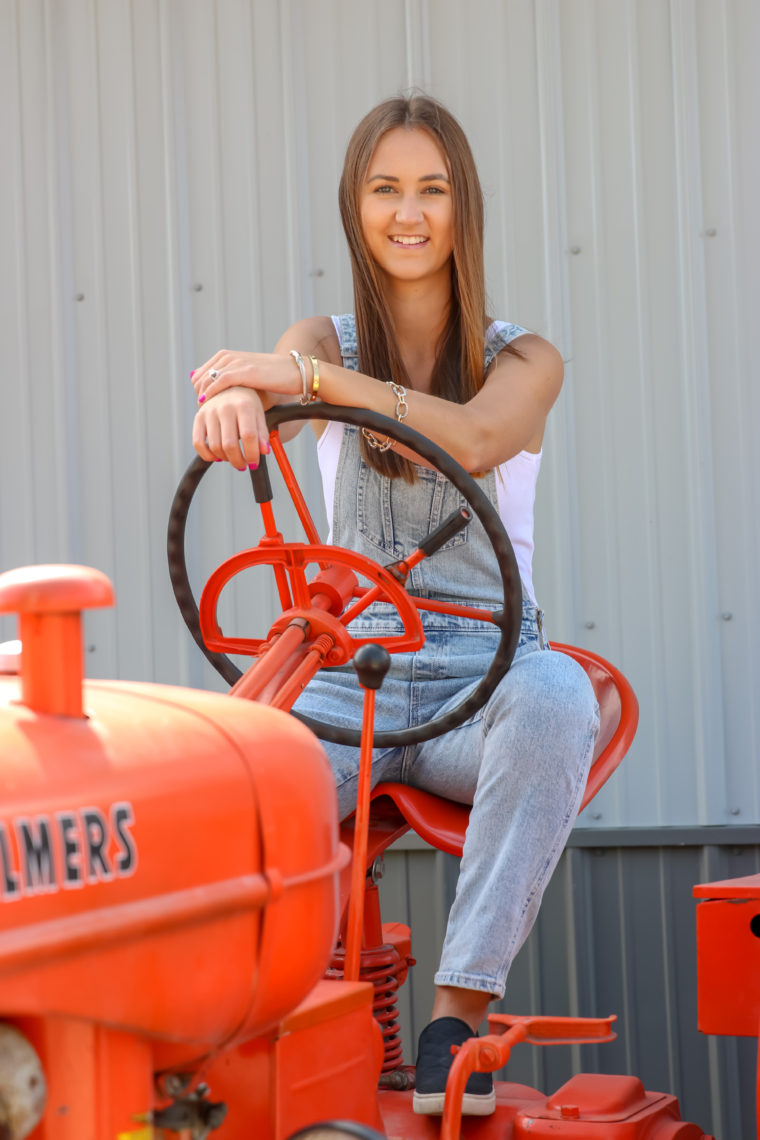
{"left": 339, "top": 643, "right": 638, "bottom": 868}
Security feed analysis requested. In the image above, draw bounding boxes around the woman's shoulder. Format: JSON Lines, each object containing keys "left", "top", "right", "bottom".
{"left": 485, "top": 321, "right": 562, "bottom": 371}
{"left": 276, "top": 314, "right": 342, "bottom": 364}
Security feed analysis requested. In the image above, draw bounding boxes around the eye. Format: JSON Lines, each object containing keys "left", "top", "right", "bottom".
{"left": 373, "top": 184, "right": 396, "bottom": 194}
{"left": 423, "top": 185, "right": 445, "bottom": 194}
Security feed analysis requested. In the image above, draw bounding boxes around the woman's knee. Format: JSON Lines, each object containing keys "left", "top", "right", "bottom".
{"left": 486, "top": 647, "right": 600, "bottom": 740}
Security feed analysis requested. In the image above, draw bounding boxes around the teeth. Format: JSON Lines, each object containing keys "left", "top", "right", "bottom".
{"left": 392, "top": 236, "right": 427, "bottom": 245}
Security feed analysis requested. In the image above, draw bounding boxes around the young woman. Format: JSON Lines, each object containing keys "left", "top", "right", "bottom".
{"left": 191, "top": 94, "right": 599, "bottom": 1117}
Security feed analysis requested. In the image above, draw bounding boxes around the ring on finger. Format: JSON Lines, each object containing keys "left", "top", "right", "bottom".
{"left": 209, "top": 369, "right": 220, "bottom": 380}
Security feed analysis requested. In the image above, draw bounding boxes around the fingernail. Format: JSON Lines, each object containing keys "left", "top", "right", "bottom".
{"left": 198, "top": 394, "right": 206, "bottom": 404}
{"left": 236, "top": 466, "right": 246, "bottom": 472}
{"left": 214, "top": 459, "right": 223, "bottom": 463}
{"left": 262, "top": 441, "right": 271, "bottom": 454}
{"left": 248, "top": 462, "right": 258, "bottom": 471}
{"left": 190, "top": 370, "right": 195, "bottom": 379}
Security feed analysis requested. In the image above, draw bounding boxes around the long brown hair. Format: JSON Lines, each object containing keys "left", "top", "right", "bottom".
{"left": 338, "top": 93, "right": 518, "bottom": 480}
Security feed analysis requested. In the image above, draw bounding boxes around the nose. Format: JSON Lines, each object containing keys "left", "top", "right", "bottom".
{"left": 395, "top": 193, "right": 424, "bottom": 225}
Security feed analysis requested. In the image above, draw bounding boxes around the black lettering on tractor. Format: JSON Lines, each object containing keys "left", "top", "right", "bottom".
{"left": 111, "top": 802, "right": 137, "bottom": 876}
{"left": 16, "top": 818, "right": 55, "bottom": 893}
{"left": 56, "top": 812, "right": 83, "bottom": 887}
{"left": 81, "top": 808, "right": 113, "bottom": 883}
{"left": 0, "top": 823, "right": 21, "bottom": 899}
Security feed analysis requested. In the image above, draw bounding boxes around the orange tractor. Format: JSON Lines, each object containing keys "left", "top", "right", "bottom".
{"left": 0, "top": 406, "right": 749, "bottom": 1138}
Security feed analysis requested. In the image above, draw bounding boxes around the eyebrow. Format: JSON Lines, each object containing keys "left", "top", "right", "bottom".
{"left": 367, "top": 173, "right": 450, "bottom": 183}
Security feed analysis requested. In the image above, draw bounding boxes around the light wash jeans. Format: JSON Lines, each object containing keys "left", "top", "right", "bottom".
{"left": 293, "top": 602, "right": 599, "bottom": 998}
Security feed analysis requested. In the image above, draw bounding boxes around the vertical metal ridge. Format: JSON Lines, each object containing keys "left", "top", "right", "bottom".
{"left": 157, "top": 0, "right": 196, "bottom": 686}
{"left": 710, "top": 0, "right": 760, "bottom": 817}
{"left": 619, "top": 0, "right": 668, "bottom": 826}
{"left": 535, "top": 0, "right": 572, "bottom": 355}
{"left": 561, "top": 0, "right": 626, "bottom": 827}
{"left": 404, "top": 0, "right": 431, "bottom": 92}
{"left": 210, "top": 0, "right": 226, "bottom": 340}
{"left": 668, "top": 0, "right": 726, "bottom": 825}
{"left": 489, "top": 0, "right": 516, "bottom": 321}
{"left": 615, "top": 851, "right": 636, "bottom": 1073}
{"left": 158, "top": 0, "right": 188, "bottom": 485}
{"left": 278, "top": 0, "right": 307, "bottom": 324}
{"left": 1, "top": 0, "right": 35, "bottom": 578}
{"left": 656, "top": 850, "right": 678, "bottom": 1094}
{"left": 244, "top": 1, "right": 263, "bottom": 350}
{"left": 91, "top": 0, "right": 125, "bottom": 674}
{"left": 41, "top": 0, "right": 72, "bottom": 563}
{"left": 534, "top": 0, "right": 582, "bottom": 639}
{"left": 120, "top": 0, "right": 154, "bottom": 681}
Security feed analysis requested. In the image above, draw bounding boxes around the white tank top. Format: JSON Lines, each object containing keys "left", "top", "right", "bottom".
{"left": 317, "top": 319, "right": 542, "bottom": 603}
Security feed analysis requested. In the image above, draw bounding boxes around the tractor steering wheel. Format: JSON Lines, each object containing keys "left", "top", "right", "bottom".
{"left": 167, "top": 403, "right": 523, "bottom": 748}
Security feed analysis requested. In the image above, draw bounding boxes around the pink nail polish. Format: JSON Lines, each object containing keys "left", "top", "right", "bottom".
{"left": 190, "top": 370, "right": 195, "bottom": 379}
{"left": 262, "top": 441, "right": 271, "bottom": 454}
{"left": 248, "top": 462, "right": 258, "bottom": 471}
{"left": 198, "top": 394, "right": 206, "bottom": 404}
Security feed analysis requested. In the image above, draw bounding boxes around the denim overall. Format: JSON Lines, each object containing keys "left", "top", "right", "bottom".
{"left": 293, "top": 315, "right": 599, "bottom": 998}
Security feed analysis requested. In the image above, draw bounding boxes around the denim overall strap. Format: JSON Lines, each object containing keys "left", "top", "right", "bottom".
{"left": 484, "top": 321, "right": 529, "bottom": 370}
{"left": 333, "top": 314, "right": 359, "bottom": 368}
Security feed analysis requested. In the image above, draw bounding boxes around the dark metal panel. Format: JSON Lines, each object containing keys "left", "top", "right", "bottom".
{"left": 379, "top": 835, "right": 760, "bottom": 1138}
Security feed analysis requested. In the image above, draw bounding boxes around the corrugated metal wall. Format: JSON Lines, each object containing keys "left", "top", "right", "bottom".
{"left": 1, "top": 3, "right": 759, "bottom": 1134}
{"left": 2, "top": 0, "right": 757, "bottom": 828}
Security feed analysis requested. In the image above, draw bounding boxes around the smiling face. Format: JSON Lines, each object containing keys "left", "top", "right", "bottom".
{"left": 360, "top": 127, "right": 454, "bottom": 288}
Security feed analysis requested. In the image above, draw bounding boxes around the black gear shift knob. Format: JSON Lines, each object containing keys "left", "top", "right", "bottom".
{"left": 352, "top": 643, "right": 392, "bottom": 691}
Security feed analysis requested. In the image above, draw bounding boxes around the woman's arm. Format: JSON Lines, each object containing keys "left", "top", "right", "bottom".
{"left": 194, "top": 324, "right": 563, "bottom": 472}
{"left": 191, "top": 316, "right": 340, "bottom": 468}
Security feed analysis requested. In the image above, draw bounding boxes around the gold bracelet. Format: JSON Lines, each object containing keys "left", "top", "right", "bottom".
{"left": 307, "top": 355, "right": 320, "bottom": 402}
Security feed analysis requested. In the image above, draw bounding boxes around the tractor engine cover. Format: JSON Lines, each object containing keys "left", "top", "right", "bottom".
{"left": 0, "top": 565, "right": 344, "bottom": 1058}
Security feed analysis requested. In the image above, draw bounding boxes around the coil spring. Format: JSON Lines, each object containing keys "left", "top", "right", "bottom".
{"left": 326, "top": 943, "right": 405, "bottom": 1072}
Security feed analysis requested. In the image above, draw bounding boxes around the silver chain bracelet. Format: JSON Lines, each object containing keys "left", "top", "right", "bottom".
{"left": 362, "top": 381, "right": 409, "bottom": 452}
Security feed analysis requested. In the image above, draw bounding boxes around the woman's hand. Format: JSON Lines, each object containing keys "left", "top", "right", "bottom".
{"left": 190, "top": 349, "right": 307, "bottom": 469}
{"left": 192, "top": 386, "right": 271, "bottom": 470}
{"left": 192, "top": 350, "right": 303, "bottom": 405}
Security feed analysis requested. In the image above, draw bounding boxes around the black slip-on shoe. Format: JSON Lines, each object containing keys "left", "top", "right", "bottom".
{"left": 412, "top": 1016, "right": 496, "bottom": 1116}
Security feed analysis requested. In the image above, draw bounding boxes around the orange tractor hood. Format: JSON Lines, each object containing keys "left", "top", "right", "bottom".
{"left": 0, "top": 568, "right": 344, "bottom": 1063}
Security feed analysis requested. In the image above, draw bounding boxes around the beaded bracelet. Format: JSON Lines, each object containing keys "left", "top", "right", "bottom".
{"left": 362, "top": 381, "right": 409, "bottom": 451}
